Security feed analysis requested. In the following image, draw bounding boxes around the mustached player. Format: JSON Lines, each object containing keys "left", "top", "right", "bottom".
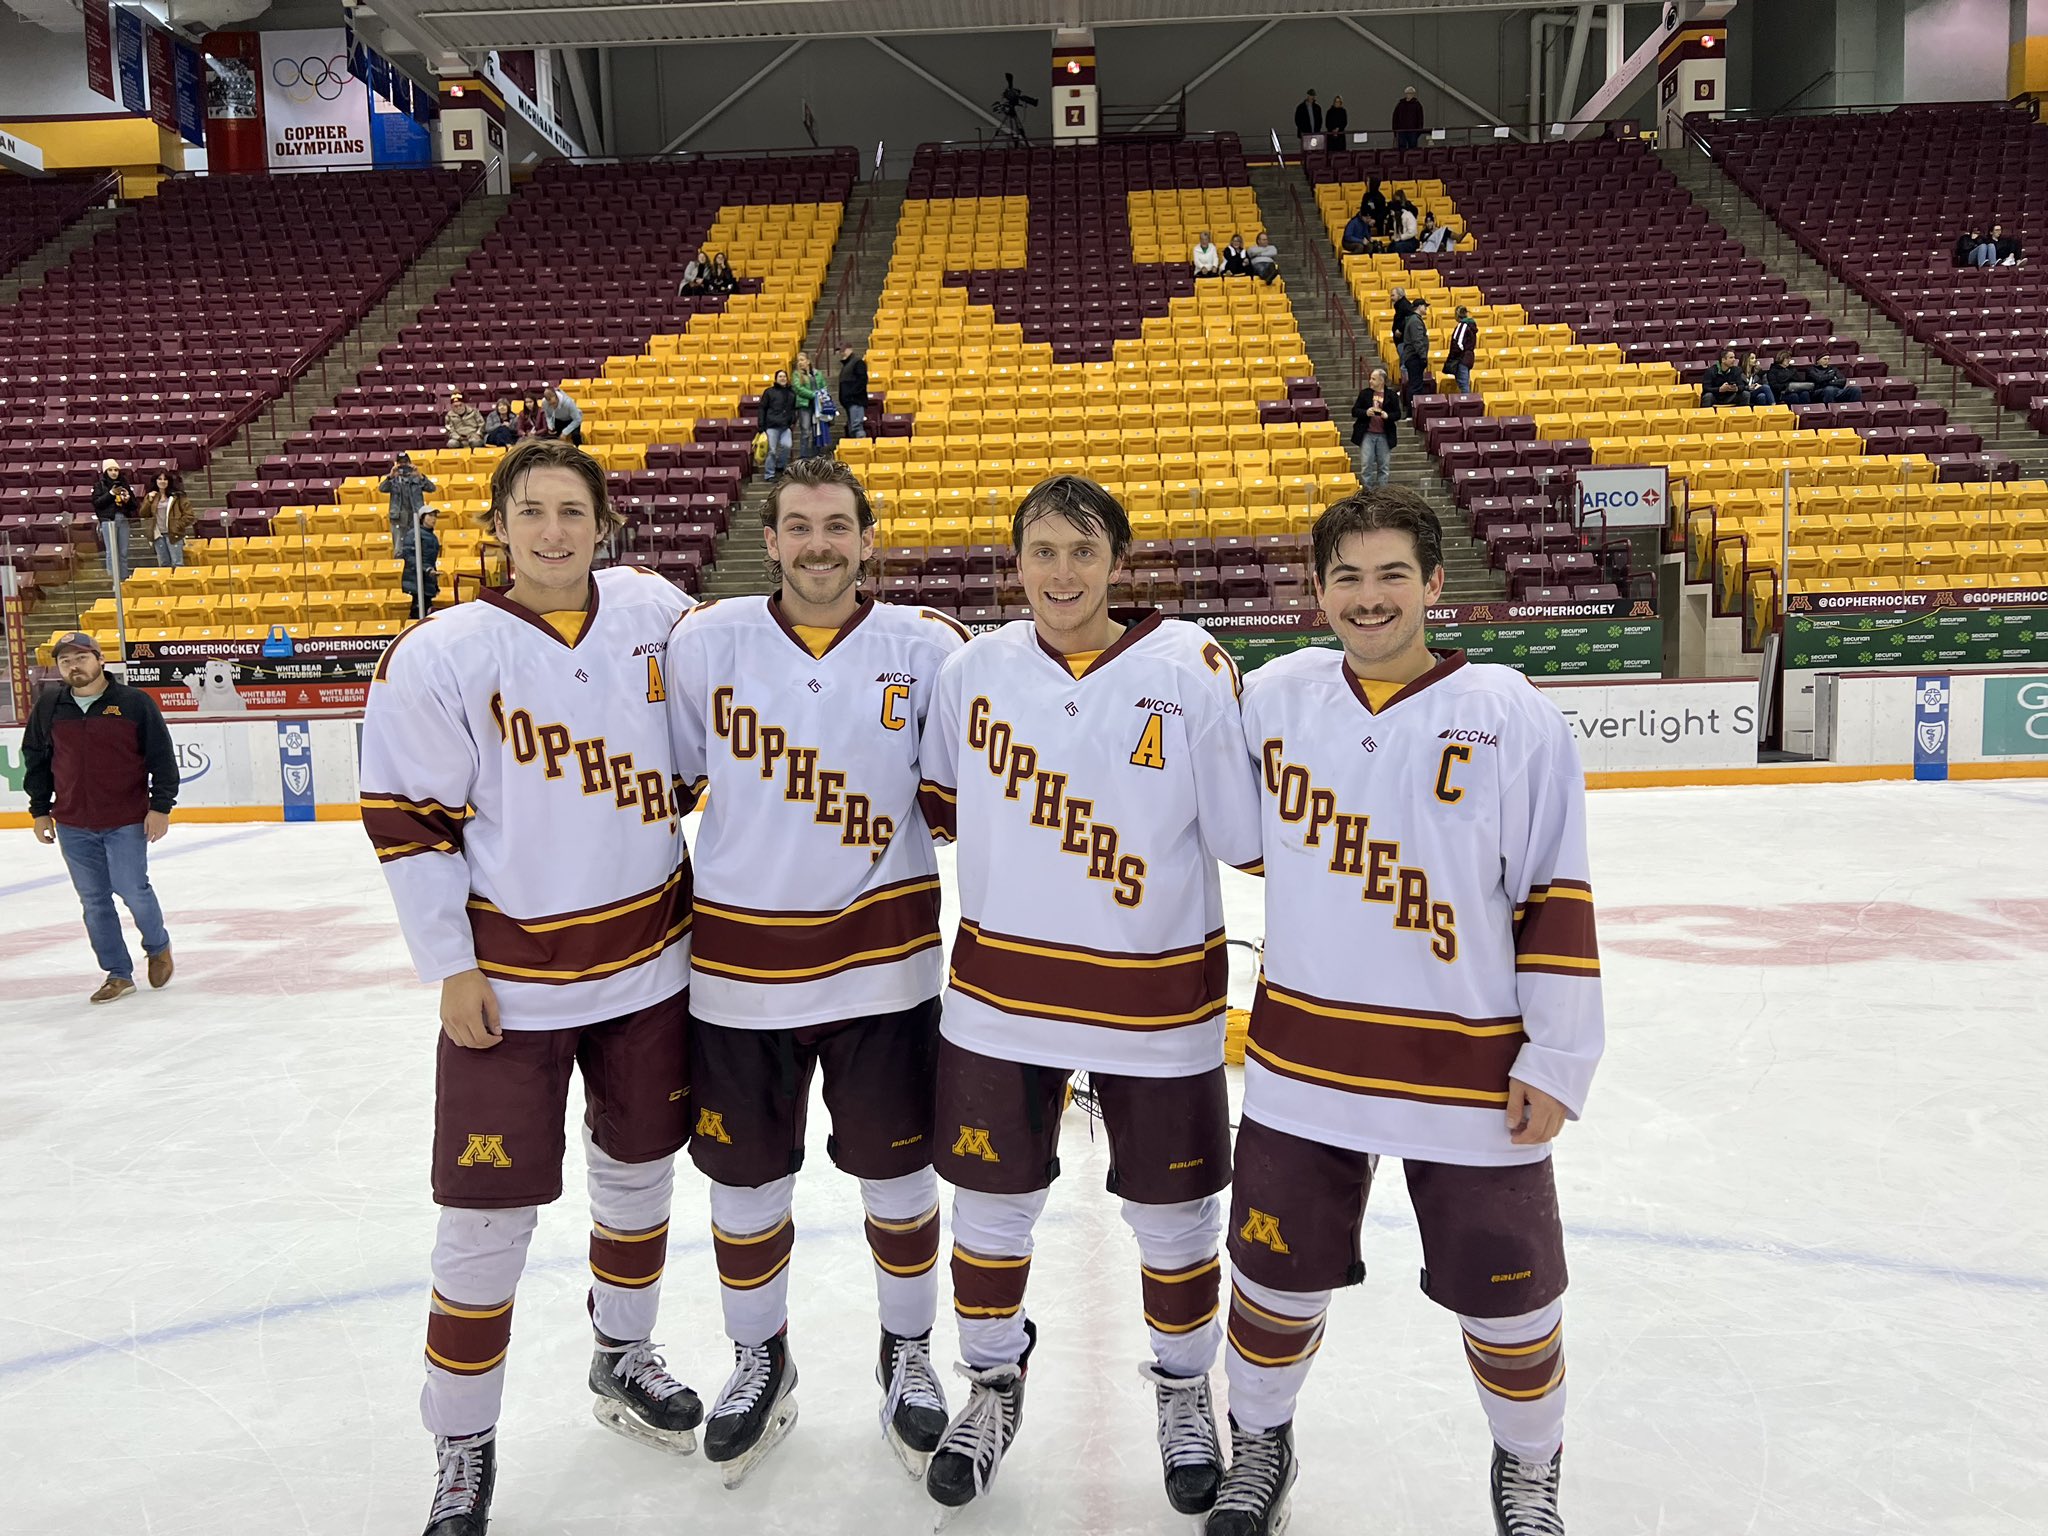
{"left": 1209, "top": 488, "right": 1604, "bottom": 1536}
{"left": 360, "top": 439, "right": 705, "bottom": 1536}
{"left": 916, "top": 476, "right": 1263, "bottom": 1521}
{"left": 664, "top": 458, "right": 966, "bottom": 1485}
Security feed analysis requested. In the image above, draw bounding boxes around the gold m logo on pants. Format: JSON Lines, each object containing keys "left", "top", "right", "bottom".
{"left": 951, "top": 1125, "right": 999, "bottom": 1162}
{"left": 456, "top": 1134, "right": 512, "bottom": 1168}
{"left": 696, "top": 1109, "right": 733, "bottom": 1144}
{"left": 1238, "top": 1208, "right": 1290, "bottom": 1254}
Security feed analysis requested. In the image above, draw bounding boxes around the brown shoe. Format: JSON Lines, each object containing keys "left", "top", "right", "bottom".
{"left": 90, "top": 976, "right": 137, "bottom": 1005}
{"left": 148, "top": 947, "right": 174, "bottom": 989}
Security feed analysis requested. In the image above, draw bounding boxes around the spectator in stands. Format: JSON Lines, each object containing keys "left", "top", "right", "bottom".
{"left": 791, "top": 350, "right": 826, "bottom": 456}
{"left": 444, "top": 389, "right": 486, "bottom": 448}
{"left": 401, "top": 506, "right": 441, "bottom": 619}
{"left": 1807, "top": 355, "right": 1862, "bottom": 403}
{"left": 1390, "top": 286, "right": 1414, "bottom": 340}
{"left": 1388, "top": 192, "right": 1421, "bottom": 253}
{"left": 1702, "top": 347, "right": 1749, "bottom": 407}
{"left": 1445, "top": 305, "right": 1478, "bottom": 395}
{"left": 839, "top": 345, "right": 869, "bottom": 439}
{"left": 516, "top": 393, "right": 547, "bottom": 438}
{"left": 1193, "top": 230, "right": 1222, "bottom": 277}
{"left": 1325, "top": 95, "right": 1349, "bottom": 143}
{"left": 1398, "top": 296, "right": 1431, "bottom": 397}
{"left": 1358, "top": 179, "right": 1390, "bottom": 234}
{"left": 1350, "top": 367, "right": 1403, "bottom": 488}
{"left": 543, "top": 384, "right": 584, "bottom": 445}
{"left": 706, "top": 253, "right": 737, "bottom": 294}
{"left": 484, "top": 398, "right": 520, "bottom": 448}
{"left": 140, "top": 469, "right": 192, "bottom": 569}
{"left": 678, "top": 254, "right": 707, "bottom": 296}
{"left": 1245, "top": 229, "right": 1280, "bottom": 284}
{"left": 1740, "top": 351, "right": 1774, "bottom": 407}
{"left": 23, "top": 630, "right": 179, "bottom": 1005}
{"left": 378, "top": 453, "right": 435, "bottom": 549}
{"left": 91, "top": 459, "right": 138, "bottom": 582}
{"left": 1342, "top": 210, "right": 1377, "bottom": 255}
{"left": 760, "top": 369, "right": 799, "bottom": 480}
{"left": 1764, "top": 351, "right": 1809, "bottom": 406}
{"left": 1392, "top": 86, "right": 1426, "bottom": 149}
{"left": 1953, "top": 227, "right": 1983, "bottom": 268}
{"left": 1965, "top": 227, "right": 2000, "bottom": 268}
{"left": 1294, "top": 90, "right": 1323, "bottom": 142}
{"left": 1223, "top": 234, "right": 1254, "bottom": 276}
{"left": 1992, "top": 222, "right": 2024, "bottom": 265}
{"left": 1418, "top": 211, "right": 1456, "bottom": 254}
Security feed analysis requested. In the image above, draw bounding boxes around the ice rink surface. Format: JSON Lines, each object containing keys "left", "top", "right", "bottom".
{"left": 3, "top": 779, "right": 2046, "bottom": 1535}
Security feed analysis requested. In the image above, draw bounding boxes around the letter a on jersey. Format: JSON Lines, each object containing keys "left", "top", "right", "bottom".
{"left": 457, "top": 1134, "right": 513, "bottom": 1168}
{"left": 1239, "top": 1208, "right": 1290, "bottom": 1254}
{"left": 952, "top": 1125, "right": 1000, "bottom": 1162}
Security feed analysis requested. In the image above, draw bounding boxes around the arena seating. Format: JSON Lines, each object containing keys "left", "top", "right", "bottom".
{"left": 1304, "top": 137, "right": 2048, "bottom": 633}
{"left": 0, "top": 171, "right": 111, "bottom": 274}
{"left": 52, "top": 152, "right": 858, "bottom": 651}
{"left": 3, "top": 169, "right": 467, "bottom": 633}
{"left": 1698, "top": 105, "right": 2047, "bottom": 417}
{"left": 845, "top": 137, "right": 1356, "bottom": 619}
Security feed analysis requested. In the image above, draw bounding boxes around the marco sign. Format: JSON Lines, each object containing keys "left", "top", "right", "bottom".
{"left": 1575, "top": 466, "right": 1669, "bottom": 530}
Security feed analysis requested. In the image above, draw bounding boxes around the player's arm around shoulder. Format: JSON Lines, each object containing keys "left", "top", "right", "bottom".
{"left": 1499, "top": 676, "right": 1604, "bottom": 1145}
{"left": 914, "top": 635, "right": 974, "bottom": 841}
{"left": 1175, "top": 620, "right": 1265, "bottom": 872}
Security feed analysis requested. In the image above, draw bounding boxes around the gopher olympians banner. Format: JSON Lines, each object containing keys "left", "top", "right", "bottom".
{"left": 260, "top": 28, "right": 372, "bottom": 169}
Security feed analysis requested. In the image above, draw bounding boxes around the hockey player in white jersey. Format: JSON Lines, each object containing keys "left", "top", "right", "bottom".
{"left": 1210, "top": 488, "right": 1604, "bottom": 1536}
{"left": 359, "top": 439, "right": 704, "bottom": 1536}
{"left": 664, "top": 457, "right": 967, "bottom": 1487}
{"left": 916, "top": 475, "right": 1264, "bottom": 1523}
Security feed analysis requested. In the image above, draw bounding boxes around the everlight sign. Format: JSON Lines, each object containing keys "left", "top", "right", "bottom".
{"left": 1574, "top": 466, "right": 1669, "bottom": 531}
{"left": 261, "top": 29, "right": 373, "bottom": 169}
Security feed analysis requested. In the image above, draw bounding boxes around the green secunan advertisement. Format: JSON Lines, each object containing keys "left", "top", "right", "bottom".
{"left": 1781, "top": 594, "right": 2048, "bottom": 672}
{"left": 1204, "top": 601, "right": 1664, "bottom": 677}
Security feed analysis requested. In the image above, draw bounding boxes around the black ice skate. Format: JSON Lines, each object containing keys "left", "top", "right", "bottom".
{"left": 1204, "top": 1417, "right": 1297, "bottom": 1536}
{"left": 1490, "top": 1443, "right": 1565, "bottom": 1536}
{"left": 703, "top": 1330, "right": 799, "bottom": 1489}
{"left": 421, "top": 1428, "right": 495, "bottom": 1536}
{"left": 589, "top": 1335, "right": 703, "bottom": 1455}
{"left": 925, "top": 1319, "right": 1036, "bottom": 1527}
{"left": 1138, "top": 1360, "right": 1223, "bottom": 1514}
{"left": 878, "top": 1327, "right": 951, "bottom": 1479}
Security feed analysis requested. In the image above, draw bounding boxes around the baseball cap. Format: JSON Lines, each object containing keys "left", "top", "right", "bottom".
{"left": 53, "top": 631, "right": 102, "bottom": 657}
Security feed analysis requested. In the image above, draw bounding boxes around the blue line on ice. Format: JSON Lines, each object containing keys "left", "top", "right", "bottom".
{"left": 0, "top": 825, "right": 284, "bottom": 900}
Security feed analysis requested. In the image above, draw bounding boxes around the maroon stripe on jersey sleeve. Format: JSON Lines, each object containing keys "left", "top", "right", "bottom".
{"left": 917, "top": 779, "right": 957, "bottom": 840}
{"left": 948, "top": 921, "right": 1228, "bottom": 1031}
{"left": 361, "top": 794, "right": 470, "bottom": 860}
{"left": 467, "top": 867, "right": 691, "bottom": 986}
{"left": 1513, "top": 879, "right": 1600, "bottom": 977}
{"left": 690, "top": 876, "right": 942, "bottom": 985}
{"left": 1244, "top": 979, "right": 1524, "bottom": 1110}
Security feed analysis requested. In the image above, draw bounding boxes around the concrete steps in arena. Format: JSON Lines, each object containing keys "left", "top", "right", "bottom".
{"left": 1247, "top": 164, "right": 1503, "bottom": 604}
{"left": 194, "top": 191, "right": 517, "bottom": 509}
{"left": 1657, "top": 143, "right": 2048, "bottom": 478}
{"left": 0, "top": 206, "right": 124, "bottom": 308}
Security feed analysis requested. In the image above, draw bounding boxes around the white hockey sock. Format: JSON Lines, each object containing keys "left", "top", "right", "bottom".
{"left": 1460, "top": 1301, "right": 1566, "bottom": 1464}
{"left": 1120, "top": 1195, "right": 1223, "bottom": 1377}
{"left": 1221, "top": 1271, "right": 1331, "bottom": 1434}
{"left": 949, "top": 1185, "right": 1049, "bottom": 1368}
{"left": 422, "top": 1204, "right": 538, "bottom": 1438}
{"left": 861, "top": 1169, "right": 941, "bottom": 1338}
{"left": 585, "top": 1131, "right": 676, "bottom": 1345}
{"left": 709, "top": 1175, "right": 797, "bottom": 1347}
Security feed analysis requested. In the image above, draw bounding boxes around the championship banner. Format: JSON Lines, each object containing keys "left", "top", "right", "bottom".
{"left": 84, "top": 0, "right": 115, "bottom": 103}
{"left": 114, "top": 7, "right": 148, "bottom": 115}
{"left": 145, "top": 23, "right": 177, "bottom": 134}
{"left": 173, "top": 40, "right": 208, "bottom": 147}
{"left": 260, "top": 27, "right": 372, "bottom": 169}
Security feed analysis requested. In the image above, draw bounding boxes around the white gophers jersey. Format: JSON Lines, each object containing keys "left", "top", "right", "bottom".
{"left": 667, "top": 595, "right": 968, "bottom": 1028}
{"left": 1237, "top": 647, "right": 1604, "bottom": 1166}
{"left": 359, "top": 566, "right": 696, "bottom": 1030}
{"left": 919, "top": 611, "right": 1263, "bottom": 1078}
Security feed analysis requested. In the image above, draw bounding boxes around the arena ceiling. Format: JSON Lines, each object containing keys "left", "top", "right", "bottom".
{"left": 373, "top": 0, "right": 1572, "bottom": 55}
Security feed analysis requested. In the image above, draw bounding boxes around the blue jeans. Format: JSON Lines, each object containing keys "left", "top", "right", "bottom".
{"left": 1971, "top": 243, "right": 1998, "bottom": 267}
{"left": 764, "top": 427, "right": 793, "bottom": 477}
{"left": 1817, "top": 384, "right": 1863, "bottom": 403}
{"left": 1749, "top": 384, "right": 1776, "bottom": 407}
{"left": 100, "top": 516, "right": 131, "bottom": 582}
{"left": 154, "top": 534, "right": 184, "bottom": 567}
{"left": 1451, "top": 363, "right": 1472, "bottom": 394}
{"left": 1359, "top": 433, "right": 1392, "bottom": 488}
{"left": 844, "top": 403, "right": 866, "bottom": 438}
{"left": 56, "top": 821, "right": 169, "bottom": 981}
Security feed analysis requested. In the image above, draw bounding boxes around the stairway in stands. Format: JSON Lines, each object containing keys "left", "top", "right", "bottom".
{"left": 700, "top": 177, "right": 909, "bottom": 600}
{"left": 1658, "top": 143, "right": 2048, "bottom": 478}
{"left": 0, "top": 208, "right": 123, "bottom": 308}
{"left": 1246, "top": 163, "right": 1504, "bottom": 602}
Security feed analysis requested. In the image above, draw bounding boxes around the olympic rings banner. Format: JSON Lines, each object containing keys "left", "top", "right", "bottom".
{"left": 260, "top": 28, "right": 373, "bottom": 169}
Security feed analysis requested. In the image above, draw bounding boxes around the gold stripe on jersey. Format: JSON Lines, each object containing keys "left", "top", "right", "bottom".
{"left": 469, "top": 868, "right": 685, "bottom": 931}
{"left": 949, "top": 919, "right": 1229, "bottom": 1032}
{"left": 1513, "top": 877, "right": 1600, "bottom": 977}
{"left": 691, "top": 875, "right": 943, "bottom": 984}
{"left": 469, "top": 867, "right": 693, "bottom": 986}
{"left": 362, "top": 790, "right": 473, "bottom": 862}
{"left": 1245, "top": 979, "right": 1523, "bottom": 1109}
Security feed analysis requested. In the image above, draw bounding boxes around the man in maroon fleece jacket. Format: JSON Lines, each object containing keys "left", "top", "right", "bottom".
{"left": 23, "top": 632, "right": 180, "bottom": 1003}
